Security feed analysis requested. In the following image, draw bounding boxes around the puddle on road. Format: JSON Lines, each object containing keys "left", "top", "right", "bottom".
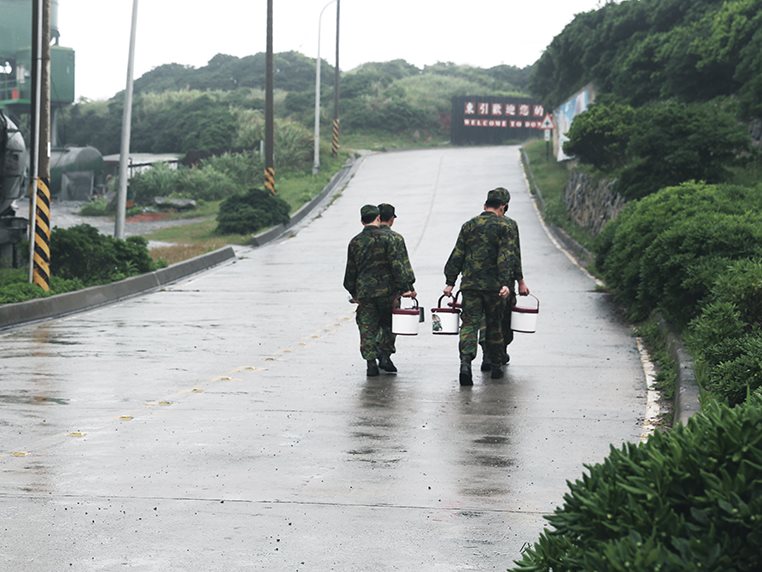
{"left": 470, "top": 454, "right": 515, "bottom": 468}
{"left": 0, "top": 393, "right": 69, "bottom": 406}
{"left": 473, "top": 435, "right": 510, "bottom": 445}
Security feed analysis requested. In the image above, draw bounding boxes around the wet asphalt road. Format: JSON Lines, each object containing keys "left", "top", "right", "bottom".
{"left": 0, "top": 146, "right": 646, "bottom": 571}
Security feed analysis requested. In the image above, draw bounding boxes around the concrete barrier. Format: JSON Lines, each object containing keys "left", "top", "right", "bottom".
{"left": 0, "top": 246, "right": 236, "bottom": 331}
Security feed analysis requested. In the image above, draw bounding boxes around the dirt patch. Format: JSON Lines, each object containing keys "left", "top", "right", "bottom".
{"left": 127, "top": 212, "right": 171, "bottom": 223}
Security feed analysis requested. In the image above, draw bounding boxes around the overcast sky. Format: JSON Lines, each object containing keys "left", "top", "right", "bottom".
{"left": 58, "top": 0, "right": 608, "bottom": 101}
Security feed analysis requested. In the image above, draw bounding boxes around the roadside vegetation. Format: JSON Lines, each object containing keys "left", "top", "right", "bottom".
{"left": 512, "top": 0, "right": 762, "bottom": 569}
{"left": 2, "top": 0, "right": 761, "bottom": 566}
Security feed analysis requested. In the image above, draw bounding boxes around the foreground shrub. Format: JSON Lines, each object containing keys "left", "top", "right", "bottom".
{"left": 511, "top": 397, "right": 762, "bottom": 572}
{"left": 51, "top": 224, "right": 156, "bottom": 285}
{"left": 0, "top": 268, "right": 85, "bottom": 304}
{"left": 215, "top": 188, "right": 290, "bottom": 235}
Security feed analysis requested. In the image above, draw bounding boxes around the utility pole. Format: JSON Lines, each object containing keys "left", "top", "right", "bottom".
{"left": 312, "top": 0, "right": 336, "bottom": 175}
{"left": 331, "top": 0, "right": 340, "bottom": 157}
{"left": 115, "top": 0, "right": 139, "bottom": 239}
{"left": 28, "top": 0, "right": 51, "bottom": 290}
{"left": 264, "top": 0, "right": 275, "bottom": 193}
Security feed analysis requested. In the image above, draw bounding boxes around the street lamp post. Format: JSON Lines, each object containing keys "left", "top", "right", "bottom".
{"left": 312, "top": 0, "right": 336, "bottom": 175}
{"left": 115, "top": 0, "right": 139, "bottom": 239}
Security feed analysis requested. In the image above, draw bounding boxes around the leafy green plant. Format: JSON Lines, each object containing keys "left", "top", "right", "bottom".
{"left": 511, "top": 396, "right": 762, "bottom": 572}
{"left": 596, "top": 181, "right": 762, "bottom": 322}
{"left": 215, "top": 188, "right": 290, "bottom": 235}
{"left": 0, "top": 268, "right": 87, "bottom": 304}
{"left": 51, "top": 224, "right": 157, "bottom": 285}
{"left": 637, "top": 212, "right": 762, "bottom": 324}
{"left": 687, "top": 258, "right": 762, "bottom": 405}
{"left": 562, "top": 101, "right": 636, "bottom": 170}
{"left": 616, "top": 100, "right": 751, "bottom": 200}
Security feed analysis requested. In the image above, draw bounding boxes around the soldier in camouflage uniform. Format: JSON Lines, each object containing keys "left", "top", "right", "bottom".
{"left": 344, "top": 204, "right": 416, "bottom": 377}
{"left": 443, "top": 188, "right": 518, "bottom": 385}
{"left": 478, "top": 187, "right": 530, "bottom": 372}
{"left": 375, "top": 203, "right": 416, "bottom": 373}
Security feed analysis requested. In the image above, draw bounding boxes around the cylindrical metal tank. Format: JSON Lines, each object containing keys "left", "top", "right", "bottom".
{"left": 0, "top": 0, "right": 60, "bottom": 55}
{"left": 0, "top": 112, "right": 27, "bottom": 214}
{"left": 50, "top": 146, "right": 103, "bottom": 200}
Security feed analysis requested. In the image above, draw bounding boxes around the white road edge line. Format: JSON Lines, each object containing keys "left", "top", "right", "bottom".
{"left": 521, "top": 162, "right": 660, "bottom": 441}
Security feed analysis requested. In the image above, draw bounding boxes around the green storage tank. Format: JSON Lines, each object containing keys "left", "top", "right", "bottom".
{"left": 0, "top": 0, "right": 60, "bottom": 54}
{"left": 0, "top": 0, "right": 71, "bottom": 106}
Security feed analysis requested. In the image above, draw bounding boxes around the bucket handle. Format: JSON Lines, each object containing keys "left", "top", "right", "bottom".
{"left": 512, "top": 293, "right": 539, "bottom": 311}
{"left": 395, "top": 295, "right": 419, "bottom": 309}
{"left": 437, "top": 290, "right": 462, "bottom": 310}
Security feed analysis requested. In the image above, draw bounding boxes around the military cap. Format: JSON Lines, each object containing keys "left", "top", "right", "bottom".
{"left": 487, "top": 187, "right": 511, "bottom": 204}
{"left": 378, "top": 203, "right": 396, "bottom": 220}
{"left": 360, "top": 204, "right": 380, "bottom": 218}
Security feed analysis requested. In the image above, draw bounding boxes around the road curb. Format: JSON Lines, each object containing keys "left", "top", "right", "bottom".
{"left": 520, "top": 147, "right": 700, "bottom": 424}
{"left": 0, "top": 246, "right": 236, "bottom": 331}
{"left": 0, "top": 158, "right": 360, "bottom": 331}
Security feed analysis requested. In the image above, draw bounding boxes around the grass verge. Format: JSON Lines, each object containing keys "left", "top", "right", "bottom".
{"left": 521, "top": 138, "right": 597, "bottom": 253}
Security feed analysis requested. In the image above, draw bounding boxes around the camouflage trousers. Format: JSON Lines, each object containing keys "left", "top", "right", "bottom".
{"left": 355, "top": 296, "right": 394, "bottom": 360}
{"left": 459, "top": 290, "right": 504, "bottom": 364}
{"left": 376, "top": 296, "right": 400, "bottom": 357}
{"left": 477, "top": 292, "right": 516, "bottom": 352}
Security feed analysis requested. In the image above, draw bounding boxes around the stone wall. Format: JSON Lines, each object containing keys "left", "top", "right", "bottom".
{"left": 564, "top": 169, "right": 626, "bottom": 236}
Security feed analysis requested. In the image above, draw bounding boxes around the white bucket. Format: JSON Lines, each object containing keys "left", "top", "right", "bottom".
{"left": 511, "top": 294, "right": 539, "bottom": 333}
{"left": 431, "top": 293, "right": 461, "bottom": 335}
{"left": 392, "top": 297, "right": 420, "bottom": 335}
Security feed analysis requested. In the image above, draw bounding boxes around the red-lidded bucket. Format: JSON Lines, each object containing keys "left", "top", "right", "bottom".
{"left": 511, "top": 294, "right": 539, "bottom": 333}
{"left": 392, "top": 297, "right": 420, "bottom": 335}
{"left": 431, "top": 291, "right": 461, "bottom": 335}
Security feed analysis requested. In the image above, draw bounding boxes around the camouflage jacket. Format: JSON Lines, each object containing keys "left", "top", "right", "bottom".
{"left": 378, "top": 225, "right": 416, "bottom": 288}
{"left": 344, "top": 226, "right": 414, "bottom": 300}
{"left": 503, "top": 216, "right": 523, "bottom": 283}
{"left": 444, "top": 211, "right": 518, "bottom": 291}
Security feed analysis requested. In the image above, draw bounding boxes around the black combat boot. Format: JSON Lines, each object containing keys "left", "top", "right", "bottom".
{"left": 490, "top": 364, "right": 504, "bottom": 379}
{"left": 378, "top": 354, "right": 397, "bottom": 373}
{"left": 366, "top": 360, "right": 380, "bottom": 377}
{"left": 459, "top": 358, "right": 473, "bottom": 386}
{"left": 479, "top": 342, "right": 490, "bottom": 371}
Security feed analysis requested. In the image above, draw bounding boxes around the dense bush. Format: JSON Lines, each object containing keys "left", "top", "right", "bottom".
{"left": 0, "top": 268, "right": 85, "bottom": 304}
{"left": 128, "top": 163, "right": 178, "bottom": 205}
{"left": 511, "top": 396, "right": 762, "bottom": 571}
{"left": 129, "top": 159, "right": 249, "bottom": 206}
{"left": 215, "top": 188, "right": 291, "bottom": 235}
{"left": 51, "top": 224, "right": 156, "bottom": 285}
{"left": 687, "top": 259, "right": 762, "bottom": 405}
{"left": 637, "top": 212, "right": 762, "bottom": 324}
{"left": 596, "top": 182, "right": 762, "bottom": 322}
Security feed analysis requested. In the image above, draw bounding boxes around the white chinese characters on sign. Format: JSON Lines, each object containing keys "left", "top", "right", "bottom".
{"left": 460, "top": 99, "right": 547, "bottom": 129}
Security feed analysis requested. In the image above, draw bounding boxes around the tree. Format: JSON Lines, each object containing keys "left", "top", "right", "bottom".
{"left": 617, "top": 100, "right": 751, "bottom": 199}
{"left": 562, "top": 101, "right": 635, "bottom": 170}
